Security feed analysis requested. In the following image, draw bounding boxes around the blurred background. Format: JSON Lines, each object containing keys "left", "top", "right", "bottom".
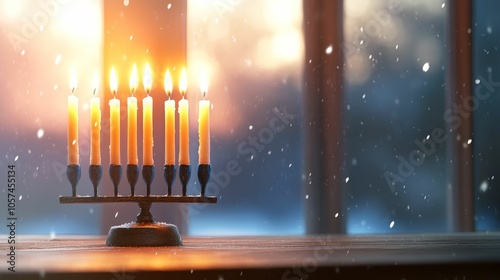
{"left": 0, "top": 0, "right": 498, "bottom": 236}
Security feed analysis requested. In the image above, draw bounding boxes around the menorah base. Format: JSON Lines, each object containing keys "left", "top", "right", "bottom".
{"left": 106, "top": 222, "right": 182, "bottom": 247}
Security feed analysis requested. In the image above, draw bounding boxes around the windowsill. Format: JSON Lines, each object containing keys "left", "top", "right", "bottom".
{"left": 3, "top": 232, "right": 500, "bottom": 278}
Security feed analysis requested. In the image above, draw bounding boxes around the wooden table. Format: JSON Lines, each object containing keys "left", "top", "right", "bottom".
{"left": 2, "top": 233, "right": 500, "bottom": 279}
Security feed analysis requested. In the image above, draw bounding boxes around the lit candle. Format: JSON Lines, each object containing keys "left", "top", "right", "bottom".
{"left": 109, "top": 67, "right": 121, "bottom": 165}
{"left": 178, "top": 68, "right": 190, "bottom": 165}
{"left": 128, "top": 64, "right": 138, "bottom": 165}
{"left": 198, "top": 71, "right": 210, "bottom": 164}
{"left": 143, "top": 63, "right": 154, "bottom": 166}
{"left": 68, "top": 68, "right": 79, "bottom": 165}
{"left": 90, "top": 72, "right": 101, "bottom": 165}
{"left": 164, "top": 69, "right": 175, "bottom": 165}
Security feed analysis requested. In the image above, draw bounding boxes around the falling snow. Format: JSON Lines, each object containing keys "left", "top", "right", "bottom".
{"left": 325, "top": 45, "right": 333, "bottom": 55}
{"left": 480, "top": 181, "right": 488, "bottom": 192}
{"left": 389, "top": 221, "right": 395, "bottom": 228}
{"left": 37, "top": 129, "right": 44, "bottom": 139}
{"left": 422, "top": 62, "right": 430, "bottom": 72}
{"left": 115, "top": 212, "right": 119, "bottom": 218}
{"left": 55, "top": 55, "right": 62, "bottom": 65}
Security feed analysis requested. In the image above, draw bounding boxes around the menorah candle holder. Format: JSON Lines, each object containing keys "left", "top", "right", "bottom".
{"left": 66, "top": 164, "right": 81, "bottom": 197}
{"left": 60, "top": 163, "right": 217, "bottom": 247}
{"left": 126, "top": 164, "right": 139, "bottom": 196}
{"left": 88, "top": 165, "right": 102, "bottom": 197}
{"left": 164, "top": 165, "right": 176, "bottom": 196}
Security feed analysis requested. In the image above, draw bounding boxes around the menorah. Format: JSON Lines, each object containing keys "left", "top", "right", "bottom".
{"left": 60, "top": 162, "right": 217, "bottom": 246}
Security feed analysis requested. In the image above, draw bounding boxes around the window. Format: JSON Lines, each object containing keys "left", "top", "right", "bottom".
{"left": 0, "top": 0, "right": 498, "bottom": 237}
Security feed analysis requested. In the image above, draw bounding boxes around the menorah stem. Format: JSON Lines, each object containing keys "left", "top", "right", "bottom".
{"left": 137, "top": 202, "right": 153, "bottom": 224}
{"left": 142, "top": 165, "right": 155, "bottom": 197}
{"left": 179, "top": 165, "right": 191, "bottom": 196}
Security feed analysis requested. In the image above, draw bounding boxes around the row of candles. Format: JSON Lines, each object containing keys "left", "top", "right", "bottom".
{"left": 67, "top": 63, "right": 210, "bottom": 169}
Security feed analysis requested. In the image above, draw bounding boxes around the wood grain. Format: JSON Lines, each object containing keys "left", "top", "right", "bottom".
{"left": 2, "top": 233, "right": 500, "bottom": 279}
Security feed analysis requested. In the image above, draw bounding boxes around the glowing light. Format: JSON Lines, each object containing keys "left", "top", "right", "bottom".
{"left": 164, "top": 69, "right": 173, "bottom": 97}
{"left": 143, "top": 63, "right": 152, "bottom": 94}
{"left": 110, "top": 67, "right": 118, "bottom": 96}
{"left": 200, "top": 70, "right": 208, "bottom": 98}
{"left": 92, "top": 72, "right": 99, "bottom": 95}
{"left": 179, "top": 68, "right": 187, "bottom": 97}
{"left": 70, "top": 68, "right": 77, "bottom": 93}
{"left": 130, "top": 64, "right": 138, "bottom": 95}
{"left": 1, "top": 0, "right": 24, "bottom": 20}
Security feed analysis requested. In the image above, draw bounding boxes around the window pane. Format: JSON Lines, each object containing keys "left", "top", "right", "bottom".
{"left": 473, "top": 0, "right": 500, "bottom": 231}
{"left": 187, "top": 0, "right": 304, "bottom": 235}
{"left": 344, "top": 0, "right": 449, "bottom": 233}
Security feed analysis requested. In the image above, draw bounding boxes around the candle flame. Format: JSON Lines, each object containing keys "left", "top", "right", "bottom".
{"left": 143, "top": 63, "right": 152, "bottom": 95}
{"left": 92, "top": 71, "right": 99, "bottom": 96}
{"left": 130, "top": 64, "right": 138, "bottom": 95}
{"left": 179, "top": 67, "right": 187, "bottom": 98}
{"left": 200, "top": 70, "right": 208, "bottom": 99}
{"left": 164, "top": 69, "right": 173, "bottom": 98}
{"left": 110, "top": 67, "right": 118, "bottom": 97}
{"left": 70, "top": 67, "right": 77, "bottom": 94}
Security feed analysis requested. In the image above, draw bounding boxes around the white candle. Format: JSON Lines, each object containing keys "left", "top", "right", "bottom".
{"left": 128, "top": 64, "right": 138, "bottom": 165}
{"left": 90, "top": 73, "right": 101, "bottom": 165}
{"left": 109, "top": 67, "right": 120, "bottom": 165}
{"left": 143, "top": 63, "right": 154, "bottom": 166}
{"left": 68, "top": 73, "right": 79, "bottom": 165}
{"left": 164, "top": 69, "right": 175, "bottom": 165}
{"left": 143, "top": 96, "right": 154, "bottom": 165}
{"left": 198, "top": 72, "right": 210, "bottom": 164}
{"left": 68, "top": 95, "right": 79, "bottom": 165}
{"left": 127, "top": 96, "right": 138, "bottom": 165}
{"left": 178, "top": 68, "right": 189, "bottom": 165}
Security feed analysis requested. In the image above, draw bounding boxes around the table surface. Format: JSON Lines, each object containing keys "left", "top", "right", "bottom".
{"left": 3, "top": 233, "right": 500, "bottom": 279}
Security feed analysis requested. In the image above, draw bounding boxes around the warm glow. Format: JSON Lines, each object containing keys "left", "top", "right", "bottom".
{"left": 92, "top": 71, "right": 99, "bottom": 96}
{"left": 143, "top": 63, "right": 152, "bottom": 94}
{"left": 1, "top": 0, "right": 24, "bottom": 20}
{"left": 179, "top": 68, "right": 187, "bottom": 97}
{"left": 110, "top": 67, "right": 118, "bottom": 96}
{"left": 164, "top": 69, "right": 173, "bottom": 97}
{"left": 200, "top": 70, "right": 208, "bottom": 98}
{"left": 130, "top": 64, "right": 138, "bottom": 95}
{"left": 70, "top": 68, "right": 77, "bottom": 94}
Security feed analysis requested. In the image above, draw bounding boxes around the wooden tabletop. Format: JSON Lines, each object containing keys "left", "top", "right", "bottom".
{"left": 2, "top": 233, "right": 500, "bottom": 279}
